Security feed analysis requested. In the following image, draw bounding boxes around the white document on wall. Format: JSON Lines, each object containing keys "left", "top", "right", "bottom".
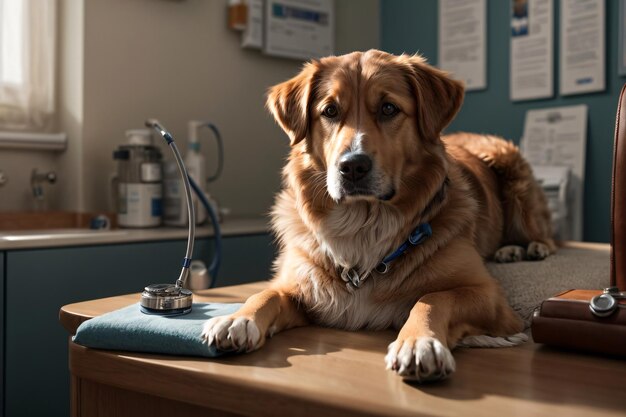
{"left": 520, "top": 105, "right": 588, "bottom": 240}
{"left": 438, "top": 0, "right": 487, "bottom": 91}
{"left": 560, "top": 0, "right": 605, "bottom": 95}
{"left": 510, "top": 0, "right": 554, "bottom": 101}
{"left": 264, "top": 0, "right": 335, "bottom": 60}
{"left": 241, "top": 0, "right": 264, "bottom": 49}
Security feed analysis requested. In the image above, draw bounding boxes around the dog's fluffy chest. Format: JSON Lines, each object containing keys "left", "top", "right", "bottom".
{"left": 290, "top": 202, "right": 419, "bottom": 330}
{"left": 274, "top": 192, "right": 419, "bottom": 330}
{"left": 317, "top": 202, "right": 406, "bottom": 276}
{"left": 298, "top": 276, "right": 413, "bottom": 330}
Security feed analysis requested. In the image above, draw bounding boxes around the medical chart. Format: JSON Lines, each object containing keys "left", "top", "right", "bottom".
{"left": 560, "top": 0, "right": 605, "bottom": 95}
{"left": 263, "top": 0, "right": 335, "bottom": 60}
{"left": 510, "top": 0, "right": 554, "bottom": 101}
{"left": 521, "top": 105, "right": 588, "bottom": 240}
{"left": 438, "top": 0, "right": 487, "bottom": 91}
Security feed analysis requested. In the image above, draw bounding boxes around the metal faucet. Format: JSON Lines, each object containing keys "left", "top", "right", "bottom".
{"left": 31, "top": 169, "right": 57, "bottom": 200}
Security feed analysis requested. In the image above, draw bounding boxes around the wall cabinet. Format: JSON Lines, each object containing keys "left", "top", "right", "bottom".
{"left": 3, "top": 234, "right": 274, "bottom": 417}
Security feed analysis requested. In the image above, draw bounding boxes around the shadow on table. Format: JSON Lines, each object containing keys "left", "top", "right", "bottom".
{"left": 408, "top": 344, "right": 625, "bottom": 413}
{"left": 209, "top": 326, "right": 395, "bottom": 369}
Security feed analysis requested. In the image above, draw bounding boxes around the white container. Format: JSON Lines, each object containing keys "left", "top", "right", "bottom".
{"left": 118, "top": 182, "right": 162, "bottom": 227}
{"left": 185, "top": 141, "right": 208, "bottom": 225}
{"left": 163, "top": 121, "right": 216, "bottom": 226}
{"left": 162, "top": 159, "right": 209, "bottom": 226}
{"left": 113, "top": 129, "right": 163, "bottom": 228}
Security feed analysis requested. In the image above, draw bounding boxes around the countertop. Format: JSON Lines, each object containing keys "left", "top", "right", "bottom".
{"left": 0, "top": 216, "right": 270, "bottom": 250}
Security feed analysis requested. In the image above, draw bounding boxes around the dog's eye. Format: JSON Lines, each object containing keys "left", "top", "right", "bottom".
{"left": 381, "top": 103, "right": 399, "bottom": 117}
{"left": 322, "top": 104, "right": 339, "bottom": 119}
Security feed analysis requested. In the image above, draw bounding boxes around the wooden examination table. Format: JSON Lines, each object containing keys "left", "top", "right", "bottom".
{"left": 60, "top": 252, "right": 626, "bottom": 417}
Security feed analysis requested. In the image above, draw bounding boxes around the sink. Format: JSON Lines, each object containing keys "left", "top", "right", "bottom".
{"left": 0, "top": 229, "right": 130, "bottom": 241}
{"left": 0, "top": 211, "right": 117, "bottom": 231}
{"left": 0, "top": 211, "right": 128, "bottom": 243}
{"left": 0, "top": 211, "right": 216, "bottom": 248}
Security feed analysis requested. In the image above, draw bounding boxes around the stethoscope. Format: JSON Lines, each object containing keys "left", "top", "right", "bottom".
{"left": 139, "top": 119, "right": 196, "bottom": 316}
{"left": 589, "top": 287, "right": 626, "bottom": 317}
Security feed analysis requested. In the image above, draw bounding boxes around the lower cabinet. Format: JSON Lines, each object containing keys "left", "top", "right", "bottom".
{"left": 3, "top": 233, "right": 274, "bottom": 417}
{"left": 0, "top": 251, "right": 4, "bottom": 416}
{"left": 219, "top": 234, "right": 278, "bottom": 285}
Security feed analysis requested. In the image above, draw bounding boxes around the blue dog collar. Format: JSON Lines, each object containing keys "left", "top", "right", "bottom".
{"left": 343, "top": 223, "right": 432, "bottom": 288}
{"left": 375, "top": 223, "right": 432, "bottom": 274}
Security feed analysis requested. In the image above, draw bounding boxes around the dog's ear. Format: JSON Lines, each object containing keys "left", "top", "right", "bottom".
{"left": 266, "top": 62, "right": 319, "bottom": 146}
{"left": 401, "top": 54, "right": 464, "bottom": 141}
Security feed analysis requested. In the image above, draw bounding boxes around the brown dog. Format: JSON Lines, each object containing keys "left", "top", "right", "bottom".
{"left": 202, "top": 50, "right": 555, "bottom": 381}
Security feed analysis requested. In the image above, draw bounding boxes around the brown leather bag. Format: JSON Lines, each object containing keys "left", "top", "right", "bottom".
{"left": 531, "top": 85, "right": 626, "bottom": 356}
{"left": 532, "top": 289, "right": 626, "bottom": 356}
{"left": 611, "top": 84, "right": 626, "bottom": 289}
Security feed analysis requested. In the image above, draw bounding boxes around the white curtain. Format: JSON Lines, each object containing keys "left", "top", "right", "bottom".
{"left": 0, "top": 0, "right": 56, "bottom": 130}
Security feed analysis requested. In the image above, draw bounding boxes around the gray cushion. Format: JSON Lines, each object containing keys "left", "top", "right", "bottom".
{"left": 488, "top": 244, "right": 610, "bottom": 327}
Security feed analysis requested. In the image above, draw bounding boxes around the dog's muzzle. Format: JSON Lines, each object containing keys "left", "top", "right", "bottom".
{"left": 338, "top": 152, "right": 373, "bottom": 195}
{"left": 336, "top": 152, "right": 395, "bottom": 200}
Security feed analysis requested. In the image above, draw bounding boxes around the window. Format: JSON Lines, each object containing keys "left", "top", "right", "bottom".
{"left": 0, "top": 0, "right": 56, "bottom": 131}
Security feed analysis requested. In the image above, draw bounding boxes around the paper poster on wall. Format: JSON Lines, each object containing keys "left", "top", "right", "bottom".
{"left": 263, "top": 0, "right": 335, "bottom": 60}
{"left": 438, "top": 0, "right": 487, "bottom": 91}
{"left": 560, "top": 0, "right": 605, "bottom": 95}
{"left": 510, "top": 0, "right": 554, "bottom": 101}
{"left": 241, "top": 0, "right": 264, "bottom": 49}
{"left": 520, "top": 105, "right": 588, "bottom": 241}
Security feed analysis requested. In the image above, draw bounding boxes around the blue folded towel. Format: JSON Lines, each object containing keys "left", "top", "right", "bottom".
{"left": 73, "top": 303, "right": 241, "bottom": 358}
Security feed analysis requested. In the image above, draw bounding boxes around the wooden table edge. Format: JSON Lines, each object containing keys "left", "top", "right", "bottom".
{"left": 69, "top": 342, "right": 428, "bottom": 417}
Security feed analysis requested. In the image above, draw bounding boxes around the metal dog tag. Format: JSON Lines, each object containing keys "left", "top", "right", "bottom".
{"left": 346, "top": 268, "right": 362, "bottom": 288}
{"left": 341, "top": 267, "right": 372, "bottom": 289}
{"left": 340, "top": 268, "right": 363, "bottom": 288}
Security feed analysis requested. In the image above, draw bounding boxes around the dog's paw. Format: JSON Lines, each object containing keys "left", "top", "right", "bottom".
{"left": 201, "top": 316, "right": 262, "bottom": 353}
{"left": 385, "top": 337, "right": 456, "bottom": 382}
{"left": 494, "top": 245, "right": 526, "bottom": 263}
{"left": 526, "top": 241, "right": 551, "bottom": 261}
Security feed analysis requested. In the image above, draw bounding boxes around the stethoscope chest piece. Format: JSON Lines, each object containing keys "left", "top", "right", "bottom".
{"left": 589, "top": 287, "right": 625, "bottom": 318}
{"left": 140, "top": 283, "right": 193, "bottom": 316}
{"left": 589, "top": 293, "right": 617, "bottom": 317}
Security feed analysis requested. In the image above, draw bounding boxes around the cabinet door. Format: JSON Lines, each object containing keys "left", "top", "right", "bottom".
{"left": 5, "top": 239, "right": 212, "bottom": 417}
{"left": 217, "top": 233, "right": 277, "bottom": 286}
{"left": 0, "top": 251, "right": 4, "bottom": 416}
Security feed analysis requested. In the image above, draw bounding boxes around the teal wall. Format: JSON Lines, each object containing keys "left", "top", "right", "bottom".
{"left": 381, "top": 0, "right": 620, "bottom": 243}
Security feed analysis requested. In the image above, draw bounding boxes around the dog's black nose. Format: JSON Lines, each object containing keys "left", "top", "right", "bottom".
{"left": 339, "top": 153, "right": 372, "bottom": 182}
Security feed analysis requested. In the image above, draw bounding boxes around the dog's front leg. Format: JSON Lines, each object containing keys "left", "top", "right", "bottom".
{"left": 202, "top": 289, "right": 307, "bottom": 353}
{"left": 385, "top": 286, "right": 500, "bottom": 381}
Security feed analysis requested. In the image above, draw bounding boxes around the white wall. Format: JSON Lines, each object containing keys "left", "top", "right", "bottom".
{"left": 0, "top": 0, "right": 380, "bottom": 217}
{"left": 56, "top": 0, "right": 85, "bottom": 212}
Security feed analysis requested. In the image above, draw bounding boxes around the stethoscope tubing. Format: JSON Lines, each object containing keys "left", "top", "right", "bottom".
{"left": 146, "top": 119, "right": 195, "bottom": 288}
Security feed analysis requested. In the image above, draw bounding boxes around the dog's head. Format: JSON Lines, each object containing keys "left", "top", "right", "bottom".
{"left": 267, "top": 50, "right": 463, "bottom": 209}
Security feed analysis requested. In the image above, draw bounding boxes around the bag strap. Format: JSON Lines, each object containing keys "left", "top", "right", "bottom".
{"left": 610, "top": 84, "right": 626, "bottom": 288}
